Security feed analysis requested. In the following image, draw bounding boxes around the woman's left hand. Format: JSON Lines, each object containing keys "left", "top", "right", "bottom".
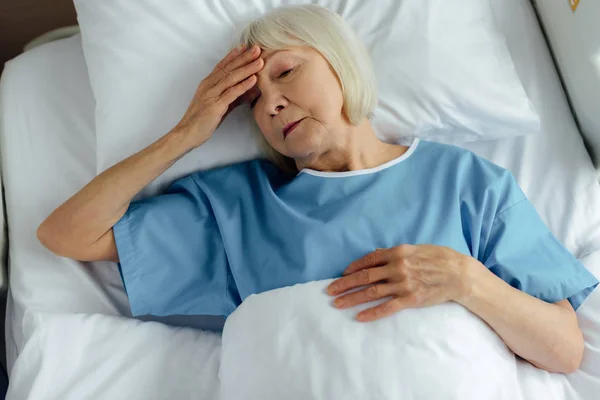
{"left": 327, "top": 244, "right": 475, "bottom": 322}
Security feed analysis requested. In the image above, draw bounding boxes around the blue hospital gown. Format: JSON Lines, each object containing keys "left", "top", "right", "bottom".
{"left": 113, "top": 138, "right": 599, "bottom": 317}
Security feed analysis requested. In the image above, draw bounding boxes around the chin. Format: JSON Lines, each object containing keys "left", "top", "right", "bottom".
{"left": 281, "top": 136, "right": 323, "bottom": 159}
{"left": 281, "top": 125, "right": 325, "bottom": 155}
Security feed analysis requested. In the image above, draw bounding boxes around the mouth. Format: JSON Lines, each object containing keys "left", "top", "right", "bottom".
{"left": 283, "top": 118, "right": 304, "bottom": 138}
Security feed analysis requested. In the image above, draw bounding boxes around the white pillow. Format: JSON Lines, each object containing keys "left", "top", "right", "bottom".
{"left": 220, "top": 279, "right": 522, "bottom": 400}
{"left": 74, "top": 0, "right": 539, "bottom": 196}
{"left": 7, "top": 312, "right": 222, "bottom": 400}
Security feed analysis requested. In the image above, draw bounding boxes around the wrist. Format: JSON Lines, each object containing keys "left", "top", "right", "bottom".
{"left": 142, "top": 128, "right": 198, "bottom": 170}
{"left": 165, "top": 127, "right": 205, "bottom": 153}
{"left": 455, "top": 257, "right": 485, "bottom": 307}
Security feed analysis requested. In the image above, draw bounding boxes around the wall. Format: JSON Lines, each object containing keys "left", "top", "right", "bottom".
{"left": 533, "top": 0, "right": 600, "bottom": 167}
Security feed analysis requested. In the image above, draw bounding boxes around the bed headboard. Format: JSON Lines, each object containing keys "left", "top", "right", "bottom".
{"left": 532, "top": 0, "right": 600, "bottom": 171}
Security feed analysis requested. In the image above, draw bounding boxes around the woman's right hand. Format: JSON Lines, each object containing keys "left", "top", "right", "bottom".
{"left": 173, "top": 44, "right": 264, "bottom": 149}
{"left": 38, "top": 44, "right": 264, "bottom": 263}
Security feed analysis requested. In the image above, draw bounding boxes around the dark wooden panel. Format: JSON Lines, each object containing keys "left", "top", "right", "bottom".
{"left": 0, "top": 0, "right": 77, "bottom": 71}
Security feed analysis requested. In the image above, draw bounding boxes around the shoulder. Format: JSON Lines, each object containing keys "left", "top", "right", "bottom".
{"left": 417, "top": 140, "right": 524, "bottom": 209}
{"left": 170, "top": 158, "right": 283, "bottom": 195}
{"left": 419, "top": 140, "right": 513, "bottom": 181}
{"left": 191, "top": 158, "right": 281, "bottom": 182}
{"left": 417, "top": 140, "right": 504, "bottom": 176}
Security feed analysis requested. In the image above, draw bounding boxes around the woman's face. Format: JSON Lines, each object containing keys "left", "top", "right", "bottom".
{"left": 246, "top": 45, "right": 346, "bottom": 160}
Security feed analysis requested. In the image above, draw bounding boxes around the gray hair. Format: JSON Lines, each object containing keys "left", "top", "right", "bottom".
{"left": 232, "top": 4, "right": 378, "bottom": 174}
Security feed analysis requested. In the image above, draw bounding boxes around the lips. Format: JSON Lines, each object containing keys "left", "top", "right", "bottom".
{"left": 283, "top": 119, "right": 304, "bottom": 138}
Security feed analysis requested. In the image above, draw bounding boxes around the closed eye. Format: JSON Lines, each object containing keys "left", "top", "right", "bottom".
{"left": 279, "top": 68, "right": 293, "bottom": 78}
{"left": 250, "top": 69, "right": 293, "bottom": 109}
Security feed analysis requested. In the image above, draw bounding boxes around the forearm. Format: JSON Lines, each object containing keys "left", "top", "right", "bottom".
{"left": 38, "top": 128, "right": 195, "bottom": 252}
{"left": 458, "top": 259, "right": 584, "bottom": 374}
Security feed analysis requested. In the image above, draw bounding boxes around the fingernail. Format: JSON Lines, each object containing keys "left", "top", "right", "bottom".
{"left": 334, "top": 299, "right": 344, "bottom": 308}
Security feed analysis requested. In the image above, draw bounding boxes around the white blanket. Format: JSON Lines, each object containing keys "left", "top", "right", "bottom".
{"left": 9, "top": 270, "right": 600, "bottom": 400}
{"left": 221, "top": 280, "right": 523, "bottom": 400}
{"left": 221, "top": 273, "right": 600, "bottom": 400}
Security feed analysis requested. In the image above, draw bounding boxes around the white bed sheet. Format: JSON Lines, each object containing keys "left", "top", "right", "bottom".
{"left": 0, "top": 0, "right": 599, "bottom": 393}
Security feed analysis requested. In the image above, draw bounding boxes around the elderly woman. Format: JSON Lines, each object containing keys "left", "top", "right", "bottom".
{"left": 38, "top": 5, "right": 597, "bottom": 374}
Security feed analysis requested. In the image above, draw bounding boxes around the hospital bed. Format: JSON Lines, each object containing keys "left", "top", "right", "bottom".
{"left": 0, "top": 0, "right": 599, "bottom": 398}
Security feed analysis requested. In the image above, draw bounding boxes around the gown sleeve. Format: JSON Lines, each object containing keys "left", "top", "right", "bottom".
{"left": 113, "top": 175, "right": 239, "bottom": 317}
{"left": 481, "top": 178, "right": 598, "bottom": 311}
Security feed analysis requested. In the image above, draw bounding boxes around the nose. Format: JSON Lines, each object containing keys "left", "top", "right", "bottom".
{"left": 259, "top": 81, "right": 287, "bottom": 117}
{"left": 272, "top": 105, "right": 284, "bottom": 116}
{"left": 267, "top": 97, "right": 286, "bottom": 118}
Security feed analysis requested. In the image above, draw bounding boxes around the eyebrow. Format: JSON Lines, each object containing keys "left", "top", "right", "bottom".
{"left": 254, "top": 49, "right": 291, "bottom": 82}
{"left": 261, "top": 49, "right": 289, "bottom": 65}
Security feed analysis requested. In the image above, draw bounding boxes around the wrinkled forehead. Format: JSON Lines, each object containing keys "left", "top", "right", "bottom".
{"left": 259, "top": 45, "right": 308, "bottom": 62}
{"left": 242, "top": 44, "right": 323, "bottom": 104}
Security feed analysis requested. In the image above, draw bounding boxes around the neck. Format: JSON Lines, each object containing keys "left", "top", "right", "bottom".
{"left": 294, "top": 119, "right": 407, "bottom": 172}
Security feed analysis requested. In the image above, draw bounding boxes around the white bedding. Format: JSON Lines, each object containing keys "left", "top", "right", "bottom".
{"left": 220, "top": 276, "right": 599, "bottom": 399}
{"left": 0, "top": 35, "right": 129, "bottom": 373}
{"left": 221, "top": 280, "right": 523, "bottom": 400}
{"left": 6, "top": 312, "right": 221, "bottom": 400}
{"left": 0, "top": 0, "right": 599, "bottom": 398}
{"left": 464, "top": 0, "right": 600, "bottom": 260}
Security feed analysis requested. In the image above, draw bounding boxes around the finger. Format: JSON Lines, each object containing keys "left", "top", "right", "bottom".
{"left": 218, "top": 74, "right": 257, "bottom": 107}
{"left": 356, "top": 297, "right": 413, "bottom": 322}
{"left": 213, "top": 57, "right": 263, "bottom": 96}
{"left": 225, "top": 44, "right": 262, "bottom": 73}
{"left": 208, "top": 45, "right": 261, "bottom": 88}
{"left": 333, "top": 282, "right": 402, "bottom": 309}
{"left": 213, "top": 45, "right": 246, "bottom": 72}
{"left": 327, "top": 266, "right": 390, "bottom": 295}
{"left": 343, "top": 248, "right": 390, "bottom": 276}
